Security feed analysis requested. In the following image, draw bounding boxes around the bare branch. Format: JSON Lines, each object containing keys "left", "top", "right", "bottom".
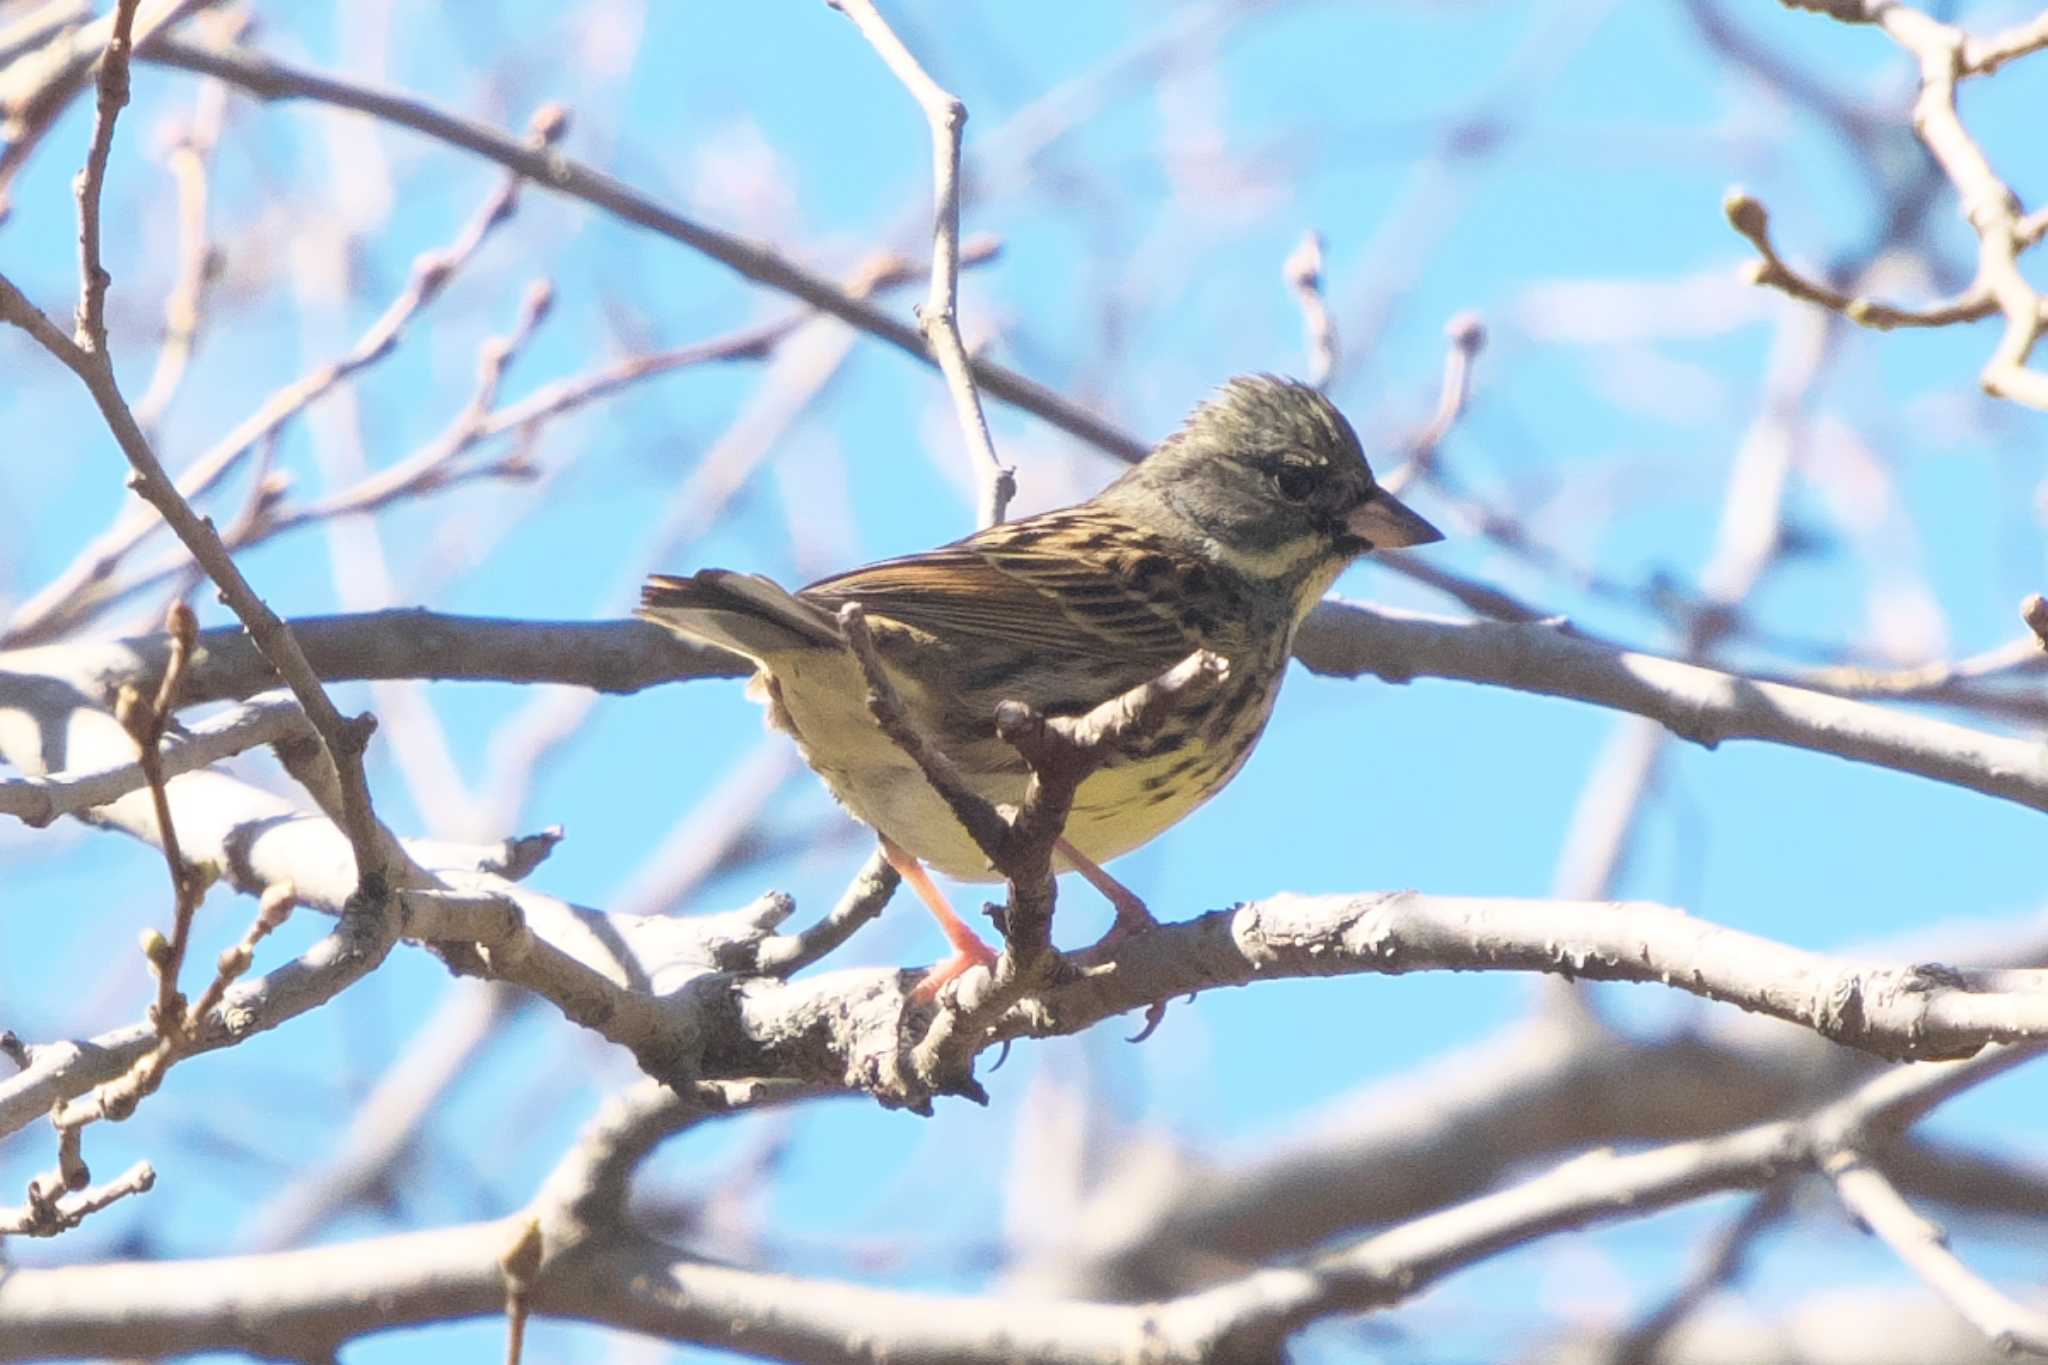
{"left": 3, "top": 1045, "right": 2035, "bottom": 1360}
{"left": 1606, "top": 1183, "right": 1791, "bottom": 1364}
{"left": 138, "top": 33, "right": 1151, "bottom": 463}
{"left": 24, "top": 601, "right": 2048, "bottom": 824}
{"left": 837, "top": 602, "right": 1014, "bottom": 864}
{"left": 4, "top": 104, "right": 569, "bottom": 649}
{"left": 1296, "top": 600, "right": 2048, "bottom": 818}
{"left": 1728, "top": 0, "right": 2048, "bottom": 407}
{"left": 0, "top": 292, "right": 394, "bottom": 883}
{"left": 0, "top": 1158, "right": 154, "bottom": 1238}
{"left": 1826, "top": 1151, "right": 2048, "bottom": 1355}
{"left": 68, "top": 0, "right": 141, "bottom": 357}
{"left": 1723, "top": 189, "right": 1997, "bottom": 331}
{"left": 838, "top": 599, "right": 1230, "bottom": 1097}
{"left": 120, "top": 601, "right": 203, "bottom": 1032}
{"left": 826, "top": 0, "right": 1016, "bottom": 526}
{"left": 1381, "top": 310, "right": 1484, "bottom": 495}
{"left": 129, "top": 29, "right": 226, "bottom": 432}
{"left": 1282, "top": 229, "right": 1337, "bottom": 389}
{"left": 0, "top": 690, "right": 308, "bottom": 826}
{"left": 1161, "top": 1045, "right": 2046, "bottom": 1353}
{"left": 752, "top": 847, "right": 902, "bottom": 977}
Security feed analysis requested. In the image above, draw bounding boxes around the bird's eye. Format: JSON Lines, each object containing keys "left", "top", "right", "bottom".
{"left": 1272, "top": 463, "right": 1319, "bottom": 503}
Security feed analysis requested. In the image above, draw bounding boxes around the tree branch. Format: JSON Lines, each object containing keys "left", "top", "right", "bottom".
{"left": 136, "top": 33, "right": 1150, "bottom": 463}
{"left": 1734, "top": 2, "right": 2048, "bottom": 407}
{"left": 826, "top": 0, "right": 1015, "bottom": 526}
{"left": 0, "top": 690, "right": 308, "bottom": 826}
{"left": 3, "top": 1042, "right": 2033, "bottom": 1361}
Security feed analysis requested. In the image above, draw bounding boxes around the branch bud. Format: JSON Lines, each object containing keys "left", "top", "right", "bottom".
{"left": 165, "top": 600, "right": 198, "bottom": 649}
{"left": 2022, "top": 593, "right": 2048, "bottom": 648}
{"left": 216, "top": 944, "right": 253, "bottom": 980}
{"left": 1722, "top": 188, "right": 1768, "bottom": 241}
{"left": 528, "top": 102, "right": 571, "bottom": 146}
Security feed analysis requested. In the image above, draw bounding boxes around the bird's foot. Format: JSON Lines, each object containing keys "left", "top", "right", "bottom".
{"left": 1057, "top": 837, "right": 1159, "bottom": 945}
{"left": 911, "top": 937, "right": 1001, "bottom": 1005}
{"left": 881, "top": 835, "right": 1005, "bottom": 1005}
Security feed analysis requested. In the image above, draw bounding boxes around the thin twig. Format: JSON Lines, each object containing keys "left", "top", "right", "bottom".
{"left": 1726, "top": 0, "right": 2048, "bottom": 408}
{"left": 825, "top": 0, "right": 1016, "bottom": 526}
{"left": 116, "top": 600, "right": 202, "bottom": 1032}
{"left": 839, "top": 595, "right": 1230, "bottom": 1101}
{"left": 15, "top": 237, "right": 998, "bottom": 649}
{"left": 1381, "top": 310, "right": 1485, "bottom": 495}
{"left": 1825, "top": 1145, "right": 2048, "bottom": 1355}
{"left": 1606, "top": 1182, "right": 1791, "bottom": 1365}
{"left": 0, "top": 23, "right": 394, "bottom": 885}
{"left": 989, "top": 650, "right": 1229, "bottom": 956}
{"left": 838, "top": 602, "right": 1012, "bottom": 861}
{"left": 499, "top": 1217, "right": 543, "bottom": 1365}
{"left": 1723, "top": 189, "right": 1997, "bottom": 331}
{"left": 2, "top": 104, "right": 570, "bottom": 649}
{"left": 70, "top": 0, "right": 142, "bottom": 357}
{"left": 137, "top": 34, "right": 1150, "bottom": 462}
{"left": 0, "top": 1158, "right": 155, "bottom": 1237}
{"left": 130, "top": 25, "right": 228, "bottom": 433}
{"left": 0, "top": 283, "right": 393, "bottom": 880}
{"left": 753, "top": 847, "right": 901, "bottom": 976}
{"left": 1282, "top": 229, "right": 1337, "bottom": 389}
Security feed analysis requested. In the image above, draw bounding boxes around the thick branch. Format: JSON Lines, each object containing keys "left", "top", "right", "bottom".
{"left": 3, "top": 1044, "right": 2034, "bottom": 1362}
{"left": 1295, "top": 600, "right": 2048, "bottom": 817}
{"left": 19, "top": 601, "right": 2047, "bottom": 824}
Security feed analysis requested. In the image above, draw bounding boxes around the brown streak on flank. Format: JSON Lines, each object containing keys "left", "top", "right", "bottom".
{"left": 1127, "top": 552, "right": 1173, "bottom": 584}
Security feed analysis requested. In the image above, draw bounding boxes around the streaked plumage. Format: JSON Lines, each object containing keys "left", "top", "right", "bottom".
{"left": 639, "top": 376, "right": 1440, "bottom": 968}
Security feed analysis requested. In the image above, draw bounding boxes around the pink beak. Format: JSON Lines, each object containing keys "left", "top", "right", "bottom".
{"left": 1345, "top": 487, "right": 1443, "bottom": 549}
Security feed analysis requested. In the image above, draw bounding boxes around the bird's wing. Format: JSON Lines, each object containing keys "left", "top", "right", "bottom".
{"left": 798, "top": 508, "right": 1203, "bottom": 669}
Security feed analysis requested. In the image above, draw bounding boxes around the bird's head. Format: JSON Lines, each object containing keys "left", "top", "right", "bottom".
{"left": 1106, "top": 375, "right": 1442, "bottom": 587}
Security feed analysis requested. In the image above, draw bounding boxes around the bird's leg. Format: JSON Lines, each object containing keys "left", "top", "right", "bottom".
{"left": 879, "top": 835, "right": 999, "bottom": 1003}
{"left": 1056, "top": 838, "right": 1176, "bottom": 1042}
{"left": 1057, "top": 837, "right": 1158, "bottom": 942}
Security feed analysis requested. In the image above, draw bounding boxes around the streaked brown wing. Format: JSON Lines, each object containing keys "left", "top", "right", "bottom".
{"left": 797, "top": 509, "right": 1199, "bottom": 668}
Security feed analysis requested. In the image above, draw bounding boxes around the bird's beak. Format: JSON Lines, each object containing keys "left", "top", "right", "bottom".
{"left": 1345, "top": 486, "right": 1443, "bottom": 549}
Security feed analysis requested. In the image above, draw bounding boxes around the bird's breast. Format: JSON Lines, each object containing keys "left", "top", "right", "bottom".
{"left": 751, "top": 634, "right": 1290, "bottom": 883}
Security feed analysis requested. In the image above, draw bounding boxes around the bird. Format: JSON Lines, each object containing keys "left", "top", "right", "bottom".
{"left": 639, "top": 375, "right": 1442, "bottom": 999}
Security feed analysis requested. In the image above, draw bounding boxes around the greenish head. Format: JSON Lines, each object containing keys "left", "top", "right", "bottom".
{"left": 1105, "top": 375, "right": 1442, "bottom": 583}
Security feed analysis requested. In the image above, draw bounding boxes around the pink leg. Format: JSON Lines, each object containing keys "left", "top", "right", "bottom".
{"left": 1057, "top": 837, "right": 1157, "bottom": 942}
{"left": 880, "top": 835, "right": 999, "bottom": 1003}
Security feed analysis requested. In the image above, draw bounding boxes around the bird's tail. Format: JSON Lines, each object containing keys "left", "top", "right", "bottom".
{"left": 638, "top": 570, "right": 841, "bottom": 662}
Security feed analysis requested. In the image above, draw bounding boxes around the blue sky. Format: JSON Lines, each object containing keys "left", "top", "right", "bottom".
{"left": 3, "top": 1, "right": 2045, "bottom": 1360}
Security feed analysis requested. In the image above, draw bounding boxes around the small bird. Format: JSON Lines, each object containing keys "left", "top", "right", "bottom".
{"left": 640, "top": 375, "right": 1441, "bottom": 998}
